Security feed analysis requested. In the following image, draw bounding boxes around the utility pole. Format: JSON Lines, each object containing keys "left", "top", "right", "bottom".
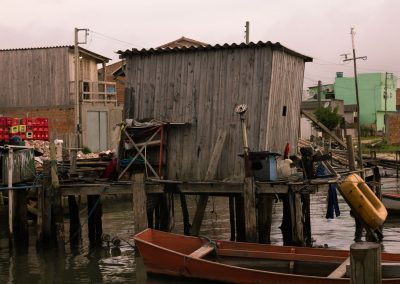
{"left": 317, "top": 80, "right": 322, "bottom": 107}
{"left": 245, "top": 21, "right": 250, "bottom": 44}
{"left": 74, "top": 28, "right": 88, "bottom": 148}
{"left": 342, "top": 27, "right": 367, "bottom": 169}
{"left": 384, "top": 72, "right": 393, "bottom": 134}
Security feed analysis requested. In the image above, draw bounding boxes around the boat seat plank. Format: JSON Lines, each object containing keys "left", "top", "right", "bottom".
{"left": 328, "top": 257, "right": 350, "bottom": 278}
{"left": 189, "top": 243, "right": 214, "bottom": 258}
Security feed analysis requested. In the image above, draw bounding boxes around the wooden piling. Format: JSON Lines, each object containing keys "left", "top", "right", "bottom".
{"left": 350, "top": 242, "right": 381, "bottom": 284}
{"left": 179, "top": 193, "right": 191, "bottom": 235}
{"left": 302, "top": 192, "right": 312, "bottom": 246}
{"left": 288, "top": 190, "right": 305, "bottom": 246}
{"left": 229, "top": 196, "right": 236, "bottom": 241}
{"left": 50, "top": 143, "right": 65, "bottom": 248}
{"left": 87, "top": 195, "right": 102, "bottom": 245}
{"left": 257, "top": 194, "right": 273, "bottom": 244}
{"left": 235, "top": 195, "right": 246, "bottom": 242}
{"left": 68, "top": 195, "right": 81, "bottom": 245}
{"left": 12, "top": 189, "right": 28, "bottom": 244}
{"left": 132, "top": 173, "right": 148, "bottom": 234}
{"left": 243, "top": 176, "right": 257, "bottom": 242}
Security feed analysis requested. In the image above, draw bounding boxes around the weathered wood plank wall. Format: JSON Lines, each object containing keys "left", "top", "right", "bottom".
{"left": 266, "top": 49, "right": 306, "bottom": 153}
{"left": 123, "top": 44, "right": 308, "bottom": 180}
{"left": 0, "top": 47, "right": 70, "bottom": 108}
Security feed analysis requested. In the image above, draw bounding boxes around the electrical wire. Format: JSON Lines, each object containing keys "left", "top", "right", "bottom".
{"left": 89, "top": 30, "right": 143, "bottom": 49}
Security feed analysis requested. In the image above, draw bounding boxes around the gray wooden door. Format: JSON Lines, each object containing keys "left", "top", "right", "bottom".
{"left": 87, "top": 111, "right": 108, "bottom": 152}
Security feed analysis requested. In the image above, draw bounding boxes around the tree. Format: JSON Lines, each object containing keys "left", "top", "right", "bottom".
{"left": 312, "top": 106, "right": 342, "bottom": 132}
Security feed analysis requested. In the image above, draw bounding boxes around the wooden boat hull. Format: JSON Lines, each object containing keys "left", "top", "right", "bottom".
{"left": 134, "top": 229, "right": 400, "bottom": 283}
{"left": 382, "top": 193, "right": 400, "bottom": 212}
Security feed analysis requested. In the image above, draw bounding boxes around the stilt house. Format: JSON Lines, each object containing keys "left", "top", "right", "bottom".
{"left": 0, "top": 46, "right": 122, "bottom": 151}
{"left": 119, "top": 42, "right": 312, "bottom": 180}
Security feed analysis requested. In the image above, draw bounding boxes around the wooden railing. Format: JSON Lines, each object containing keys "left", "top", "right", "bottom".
{"left": 70, "top": 81, "right": 117, "bottom": 105}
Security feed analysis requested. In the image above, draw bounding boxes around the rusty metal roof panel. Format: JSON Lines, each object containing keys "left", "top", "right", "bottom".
{"left": 118, "top": 41, "right": 312, "bottom": 62}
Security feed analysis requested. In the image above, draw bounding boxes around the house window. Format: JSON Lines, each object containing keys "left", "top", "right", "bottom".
{"left": 107, "top": 85, "right": 116, "bottom": 94}
{"left": 282, "top": 106, "right": 287, "bottom": 116}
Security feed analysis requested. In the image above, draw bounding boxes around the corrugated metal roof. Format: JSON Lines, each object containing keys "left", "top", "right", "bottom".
{"left": 0, "top": 45, "right": 111, "bottom": 62}
{"left": 118, "top": 41, "right": 313, "bottom": 62}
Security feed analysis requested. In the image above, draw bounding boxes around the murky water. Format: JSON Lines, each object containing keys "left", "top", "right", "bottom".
{"left": 1, "top": 176, "right": 400, "bottom": 283}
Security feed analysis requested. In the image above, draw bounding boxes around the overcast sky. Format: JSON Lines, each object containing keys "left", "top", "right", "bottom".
{"left": 1, "top": 0, "right": 398, "bottom": 88}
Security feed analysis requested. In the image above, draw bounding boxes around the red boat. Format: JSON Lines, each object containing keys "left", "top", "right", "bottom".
{"left": 134, "top": 229, "right": 400, "bottom": 283}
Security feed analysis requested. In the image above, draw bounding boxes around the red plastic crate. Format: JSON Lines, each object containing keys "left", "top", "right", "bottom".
{"left": 0, "top": 117, "right": 8, "bottom": 126}
{"left": 21, "top": 118, "right": 33, "bottom": 126}
{"left": 8, "top": 118, "right": 19, "bottom": 126}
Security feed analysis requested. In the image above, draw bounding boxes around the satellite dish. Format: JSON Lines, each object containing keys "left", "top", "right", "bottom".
{"left": 235, "top": 104, "right": 248, "bottom": 114}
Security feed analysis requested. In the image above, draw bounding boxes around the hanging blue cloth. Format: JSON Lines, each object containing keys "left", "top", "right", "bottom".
{"left": 315, "top": 164, "right": 340, "bottom": 219}
{"left": 326, "top": 184, "right": 340, "bottom": 219}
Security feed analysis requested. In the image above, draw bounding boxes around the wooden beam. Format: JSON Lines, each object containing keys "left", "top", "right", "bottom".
{"left": 190, "top": 130, "right": 227, "bottom": 236}
{"left": 301, "top": 110, "right": 347, "bottom": 149}
{"left": 328, "top": 257, "right": 350, "bottom": 278}
{"left": 350, "top": 242, "right": 381, "bottom": 284}
{"left": 189, "top": 243, "right": 214, "bottom": 258}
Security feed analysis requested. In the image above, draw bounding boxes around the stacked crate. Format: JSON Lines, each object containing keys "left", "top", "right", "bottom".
{"left": 0, "top": 117, "right": 9, "bottom": 142}
{"left": 0, "top": 116, "right": 49, "bottom": 142}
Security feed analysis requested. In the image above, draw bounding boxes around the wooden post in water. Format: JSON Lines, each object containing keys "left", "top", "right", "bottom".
{"left": 8, "top": 148, "right": 16, "bottom": 239}
{"left": 68, "top": 195, "right": 81, "bottom": 245}
{"left": 50, "top": 143, "right": 65, "bottom": 249}
{"left": 229, "top": 196, "right": 236, "bottom": 241}
{"left": 350, "top": 242, "right": 381, "bottom": 284}
{"left": 291, "top": 191, "right": 305, "bottom": 245}
{"left": 132, "top": 173, "right": 147, "bottom": 234}
{"left": 243, "top": 176, "right": 257, "bottom": 242}
{"left": 87, "top": 195, "right": 102, "bottom": 245}
{"left": 257, "top": 194, "right": 273, "bottom": 244}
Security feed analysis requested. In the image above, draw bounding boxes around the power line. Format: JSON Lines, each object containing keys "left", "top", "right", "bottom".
{"left": 89, "top": 30, "right": 143, "bottom": 49}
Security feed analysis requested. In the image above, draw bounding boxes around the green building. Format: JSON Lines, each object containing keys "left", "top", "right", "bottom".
{"left": 307, "top": 73, "right": 397, "bottom": 132}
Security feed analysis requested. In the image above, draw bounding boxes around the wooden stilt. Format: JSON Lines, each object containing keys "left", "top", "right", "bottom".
{"left": 179, "top": 193, "right": 191, "bottom": 235}
{"left": 229, "top": 196, "right": 236, "bottom": 241}
{"left": 50, "top": 143, "right": 65, "bottom": 249}
{"left": 281, "top": 194, "right": 292, "bottom": 245}
{"left": 243, "top": 176, "right": 257, "bottom": 242}
{"left": 68, "top": 195, "right": 81, "bottom": 245}
{"left": 132, "top": 173, "right": 148, "bottom": 234}
{"left": 8, "top": 149, "right": 15, "bottom": 239}
{"left": 159, "top": 193, "right": 174, "bottom": 232}
{"left": 302, "top": 193, "right": 312, "bottom": 246}
{"left": 235, "top": 195, "right": 246, "bottom": 242}
{"left": 257, "top": 194, "right": 273, "bottom": 244}
{"left": 13, "top": 190, "right": 29, "bottom": 246}
{"left": 289, "top": 190, "right": 304, "bottom": 246}
{"left": 87, "top": 195, "right": 102, "bottom": 245}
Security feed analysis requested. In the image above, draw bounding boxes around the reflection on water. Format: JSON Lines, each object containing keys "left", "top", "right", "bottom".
{"left": 1, "top": 180, "right": 400, "bottom": 283}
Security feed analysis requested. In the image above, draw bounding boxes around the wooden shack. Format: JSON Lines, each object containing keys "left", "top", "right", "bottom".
{"left": 0, "top": 46, "right": 122, "bottom": 151}
{"left": 120, "top": 41, "right": 312, "bottom": 180}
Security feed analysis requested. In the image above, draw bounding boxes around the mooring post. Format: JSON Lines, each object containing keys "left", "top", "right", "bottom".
{"left": 350, "top": 242, "right": 381, "bottom": 284}
{"left": 132, "top": 173, "right": 147, "bottom": 234}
